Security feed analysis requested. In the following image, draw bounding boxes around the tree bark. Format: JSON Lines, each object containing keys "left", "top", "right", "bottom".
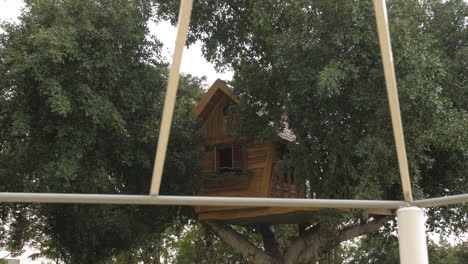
{"left": 284, "top": 217, "right": 391, "bottom": 264}
{"left": 257, "top": 225, "right": 282, "bottom": 259}
{"left": 301, "top": 216, "right": 392, "bottom": 263}
{"left": 283, "top": 225, "right": 321, "bottom": 264}
{"left": 336, "top": 216, "right": 390, "bottom": 243}
{"left": 205, "top": 221, "right": 280, "bottom": 264}
{"left": 205, "top": 216, "right": 391, "bottom": 264}
{"left": 298, "top": 224, "right": 308, "bottom": 236}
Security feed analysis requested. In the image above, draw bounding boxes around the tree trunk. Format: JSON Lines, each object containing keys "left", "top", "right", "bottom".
{"left": 204, "top": 216, "right": 391, "bottom": 264}
{"left": 258, "top": 225, "right": 282, "bottom": 259}
{"left": 205, "top": 222, "right": 280, "bottom": 264}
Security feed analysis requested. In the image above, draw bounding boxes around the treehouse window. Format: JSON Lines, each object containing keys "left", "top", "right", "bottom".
{"left": 214, "top": 144, "right": 243, "bottom": 173}
{"left": 219, "top": 148, "right": 232, "bottom": 168}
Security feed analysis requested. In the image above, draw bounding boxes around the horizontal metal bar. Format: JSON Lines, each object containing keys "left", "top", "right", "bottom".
{"left": 411, "top": 194, "right": 468, "bottom": 208}
{"left": 0, "top": 193, "right": 408, "bottom": 209}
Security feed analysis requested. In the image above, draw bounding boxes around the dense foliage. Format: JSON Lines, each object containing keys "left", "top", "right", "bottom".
{"left": 0, "top": 0, "right": 203, "bottom": 263}
{"left": 344, "top": 232, "right": 467, "bottom": 264}
{"left": 155, "top": 0, "right": 467, "bottom": 262}
{"left": 0, "top": 0, "right": 465, "bottom": 263}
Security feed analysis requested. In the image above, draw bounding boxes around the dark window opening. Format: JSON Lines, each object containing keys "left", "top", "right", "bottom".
{"left": 219, "top": 147, "right": 232, "bottom": 169}
{"left": 215, "top": 144, "right": 243, "bottom": 173}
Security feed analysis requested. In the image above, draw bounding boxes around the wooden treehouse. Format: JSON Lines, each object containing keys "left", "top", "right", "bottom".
{"left": 192, "top": 79, "right": 390, "bottom": 224}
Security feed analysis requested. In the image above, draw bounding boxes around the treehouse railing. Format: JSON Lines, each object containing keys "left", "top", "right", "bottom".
{"left": 270, "top": 165, "right": 305, "bottom": 198}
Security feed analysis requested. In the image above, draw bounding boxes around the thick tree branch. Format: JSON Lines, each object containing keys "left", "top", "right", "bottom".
{"left": 257, "top": 225, "right": 281, "bottom": 259}
{"left": 285, "top": 217, "right": 392, "bottom": 263}
{"left": 303, "top": 216, "right": 393, "bottom": 263}
{"left": 336, "top": 216, "right": 392, "bottom": 243}
{"left": 283, "top": 224, "right": 320, "bottom": 264}
{"left": 205, "top": 221, "right": 279, "bottom": 264}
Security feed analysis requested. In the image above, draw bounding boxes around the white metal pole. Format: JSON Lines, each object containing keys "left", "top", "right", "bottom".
{"left": 0, "top": 192, "right": 408, "bottom": 208}
{"left": 1, "top": 192, "right": 466, "bottom": 207}
{"left": 149, "top": 0, "right": 194, "bottom": 196}
{"left": 373, "top": 0, "right": 413, "bottom": 202}
{"left": 412, "top": 193, "right": 468, "bottom": 207}
{"left": 397, "top": 207, "right": 429, "bottom": 264}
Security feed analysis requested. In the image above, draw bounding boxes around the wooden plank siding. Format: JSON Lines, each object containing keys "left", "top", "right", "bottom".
{"left": 196, "top": 144, "right": 272, "bottom": 214}
{"left": 200, "top": 92, "right": 232, "bottom": 141}
{"left": 198, "top": 207, "right": 320, "bottom": 223}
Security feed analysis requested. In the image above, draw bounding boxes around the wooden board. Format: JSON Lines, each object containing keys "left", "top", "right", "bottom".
{"left": 196, "top": 142, "right": 275, "bottom": 213}
{"left": 198, "top": 207, "right": 393, "bottom": 224}
{"left": 198, "top": 207, "right": 320, "bottom": 224}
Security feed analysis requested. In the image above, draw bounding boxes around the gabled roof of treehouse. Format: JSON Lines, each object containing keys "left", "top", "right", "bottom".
{"left": 192, "top": 79, "right": 295, "bottom": 142}
{"left": 192, "top": 79, "right": 239, "bottom": 118}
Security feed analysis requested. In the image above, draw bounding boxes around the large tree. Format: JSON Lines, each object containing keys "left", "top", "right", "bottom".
{"left": 155, "top": 0, "right": 467, "bottom": 263}
{"left": 342, "top": 231, "right": 468, "bottom": 264}
{"left": 0, "top": 0, "right": 203, "bottom": 263}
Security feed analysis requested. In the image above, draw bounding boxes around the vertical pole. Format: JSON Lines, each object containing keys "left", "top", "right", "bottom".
{"left": 149, "top": 0, "right": 194, "bottom": 196}
{"left": 397, "top": 207, "right": 429, "bottom": 264}
{"left": 373, "top": 0, "right": 413, "bottom": 202}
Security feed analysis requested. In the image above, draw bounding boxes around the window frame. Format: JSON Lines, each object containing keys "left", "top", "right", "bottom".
{"left": 214, "top": 143, "right": 245, "bottom": 173}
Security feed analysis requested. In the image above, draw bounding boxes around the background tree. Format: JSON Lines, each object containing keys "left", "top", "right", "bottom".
{"left": 154, "top": 0, "right": 467, "bottom": 263}
{"left": 343, "top": 232, "right": 467, "bottom": 264}
{"left": 0, "top": 0, "right": 203, "bottom": 263}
